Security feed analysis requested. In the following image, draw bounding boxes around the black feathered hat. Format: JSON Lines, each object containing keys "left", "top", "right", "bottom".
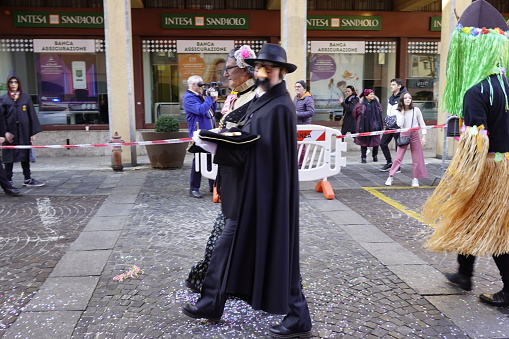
{"left": 245, "top": 43, "right": 297, "bottom": 73}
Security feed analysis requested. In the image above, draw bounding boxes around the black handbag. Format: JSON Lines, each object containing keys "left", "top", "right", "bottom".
{"left": 396, "top": 108, "right": 414, "bottom": 147}
{"left": 396, "top": 135, "right": 410, "bottom": 147}
{"left": 384, "top": 115, "right": 399, "bottom": 130}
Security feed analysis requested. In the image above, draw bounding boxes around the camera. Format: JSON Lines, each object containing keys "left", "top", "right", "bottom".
{"left": 198, "top": 81, "right": 226, "bottom": 97}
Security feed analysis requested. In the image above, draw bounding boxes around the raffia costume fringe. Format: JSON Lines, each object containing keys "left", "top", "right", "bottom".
{"left": 422, "top": 126, "right": 509, "bottom": 256}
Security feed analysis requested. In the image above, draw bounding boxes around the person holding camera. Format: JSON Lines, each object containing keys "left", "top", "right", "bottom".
{"left": 184, "top": 75, "right": 217, "bottom": 198}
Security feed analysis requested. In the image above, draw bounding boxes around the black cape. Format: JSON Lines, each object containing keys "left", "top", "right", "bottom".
{"left": 222, "top": 81, "right": 301, "bottom": 314}
{"left": 1, "top": 93, "right": 42, "bottom": 163}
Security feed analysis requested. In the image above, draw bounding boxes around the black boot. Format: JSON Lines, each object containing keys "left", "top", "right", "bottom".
{"left": 373, "top": 156, "right": 378, "bottom": 162}
{"left": 445, "top": 272, "right": 472, "bottom": 291}
{"left": 361, "top": 158, "right": 367, "bottom": 163}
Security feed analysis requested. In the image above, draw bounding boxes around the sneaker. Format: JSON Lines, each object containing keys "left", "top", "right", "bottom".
{"left": 23, "top": 178, "right": 45, "bottom": 187}
{"left": 385, "top": 176, "right": 393, "bottom": 186}
{"left": 8, "top": 181, "right": 17, "bottom": 189}
{"left": 411, "top": 178, "right": 419, "bottom": 187}
{"left": 395, "top": 167, "right": 401, "bottom": 173}
{"left": 379, "top": 163, "right": 392, "bottom": 172}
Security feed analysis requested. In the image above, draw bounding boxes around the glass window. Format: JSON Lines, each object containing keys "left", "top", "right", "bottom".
{"left": 0, "top": 39, "right": 107, "bottom": 125}
{"left": 406, "top": 41, "right": 440, "bottom": 121}
{"left": 308, "top": 40, "right": 396, "bottom": 121}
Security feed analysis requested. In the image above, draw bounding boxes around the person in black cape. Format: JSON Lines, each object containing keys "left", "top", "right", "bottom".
{"left": 0, "top": 100, "right": 21, "bottom": 196}
{"left": 1, "top": 70, "right": 44, "bottom": 187}
{"left": 182, "top": 43, "right": 312, "bottom": 338}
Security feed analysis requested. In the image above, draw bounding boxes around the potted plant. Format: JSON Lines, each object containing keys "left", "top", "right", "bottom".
{"left": 141, "top": 115, "right": 189, "bottom": 169}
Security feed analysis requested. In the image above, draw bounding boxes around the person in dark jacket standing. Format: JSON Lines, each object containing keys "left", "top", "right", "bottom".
{"left": 294, "top": 80, "right": 314, "bottom": 168}
{"left": 183, "top": 43, "right": 312, "bottom": 338}
{"left": 0, "top": 101, "right": 21, "bottom": 196}
{"left": 353, "top": 89, "right": 383, "bottom": 163}
{"left": 339, "top": 85, "right": 359, "bottom": 138}
{"left": 294, "top": 80, "right": 314, "bottom": 125}
{"left": 379, "top": 78, "right": 407, "bottom": 172}
{"left": 1, "top": 70, "right": 44, "bottom": 187}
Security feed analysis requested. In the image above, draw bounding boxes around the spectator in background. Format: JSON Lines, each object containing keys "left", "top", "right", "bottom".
{"left": 0, "top": 100, "right": 20, "bottom": 196}
{"left": 294, "top": 80, "right": 315, "bottom": 167}
{"left": 1, "top": 70, "right": 44, "bottom": 188}
{"left": 183, "top": 75, "right": 217, "bottom": 198}
{"left": 339, "top": 85, "right": 359, "bottom": 139}
{"left": 294, "top": 80, "right": 314, "bottom": 125}
{"left": 379, "top": 78, "right": 407, "bottom": 172}
{"left": 384, "top": 93, "right": 427, "bottom": 187}
{"left": 353, "top": 89, "right": 382, "bottom": 163}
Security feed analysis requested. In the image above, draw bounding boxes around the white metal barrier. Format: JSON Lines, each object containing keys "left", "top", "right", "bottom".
{"left": 195, "top": 124, "right": 347, "bottom": 200}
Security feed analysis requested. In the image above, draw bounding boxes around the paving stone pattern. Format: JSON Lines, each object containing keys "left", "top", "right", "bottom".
{"left": 0, "top": 195, "right": 105, "bottom": 335}
{"left": 2, "top": 155, "right": 509, "bottom": 338}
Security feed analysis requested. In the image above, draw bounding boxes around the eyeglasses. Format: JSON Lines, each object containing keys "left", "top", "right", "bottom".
{"left": 8, "top": 80, "right": 18, "bottom": 84}
{"left": 224, "top": 65, "right": 239, "bottom": 76}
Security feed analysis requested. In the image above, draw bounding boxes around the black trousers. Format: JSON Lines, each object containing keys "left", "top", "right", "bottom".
{"left": 361, "top": 146, "right": 378, "bottom": 159}
{"left": 0, "top": 162, "right": 12, "bottom": 190}
{"left": 4, "top": 161, "right": 31, "bottom": 181}
{"left": 190, "top": 156, "right": 214, "bottom": 191}
{"left": 457, "top": 253, "right": 509, "bottom": 292}
{"left": 379, "top": 132, "right": 400, "bottom": 163}
{"left": 195, "top": 218, "right": 312, "bottom": 331}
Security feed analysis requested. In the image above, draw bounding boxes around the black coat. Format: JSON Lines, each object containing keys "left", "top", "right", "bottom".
{"left": 222, "top": 81, "right": 301, "bottom": 314}
{"left": 463, "top": 74, "right": 509, "bottom": 153}
{"left": 1, "top": 93, "right": 42, "bottom": 163}
{"left": 0, "top": 101, "right": 5, "bottom": 137}
{"left": 341, "top": 95, "right": 359, "bottom": 134}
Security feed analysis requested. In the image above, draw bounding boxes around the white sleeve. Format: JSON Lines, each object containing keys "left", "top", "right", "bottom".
{"left": 396, "top": 110, "right": 405, "bottom": 128}
{"left": 415, "top": 107, "right": 427, "bottom": 134}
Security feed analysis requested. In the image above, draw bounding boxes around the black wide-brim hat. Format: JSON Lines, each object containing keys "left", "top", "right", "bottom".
{"left": 459, "top": 0, "right": 509, "bottom": 30}
{"left": 245, "top": 43, "right": 297, "bottom": 73}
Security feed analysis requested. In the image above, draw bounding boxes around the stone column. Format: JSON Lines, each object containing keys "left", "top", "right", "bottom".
{"left": 280, "top": 0, "right": 307, "bottom": 93}
{"left": 103, "top": 0, "right": 137, "bottom": 166}
{"left": 436, "top": 0, "right": 470, "bottom": 158}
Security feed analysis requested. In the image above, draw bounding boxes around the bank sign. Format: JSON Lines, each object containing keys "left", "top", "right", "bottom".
{"left": 162, "top": 14, "right": 248, "bottom": 29}
{"left": 33, "top": 39, "right": 96, "bottom": 53}
{"left": 177, "top": 40, "right": 234, "bottom": 53}
{"left": 14, "top": 11, "right": 103, "bottom": 28}
{"left": 310, "top": 41, "right": 366, "bottom": 54}
{"left": 308, "top": 15, "right": 381, "bottom": 30}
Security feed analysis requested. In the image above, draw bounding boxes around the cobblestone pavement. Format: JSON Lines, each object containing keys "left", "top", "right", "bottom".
{"left": 2, "top": 152, "right": 509, "bottom": 338}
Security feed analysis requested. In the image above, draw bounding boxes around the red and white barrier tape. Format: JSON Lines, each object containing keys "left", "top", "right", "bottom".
{"left": 0, "top": 137, "right": 192, "bottom": 149}
{"left": 0, "top": 124, "right": 446, "bottom": 149}
{"left": 339, "top": 124, "right": 446, "bottom": 139}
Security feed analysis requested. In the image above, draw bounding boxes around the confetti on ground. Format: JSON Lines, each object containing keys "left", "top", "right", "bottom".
{"left": 113, "top": 265, "right": 144, "bottom": 282}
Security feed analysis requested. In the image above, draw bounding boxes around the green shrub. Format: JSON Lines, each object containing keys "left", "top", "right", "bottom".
{"left": 155, "top": 115, "right": 180, "bottom": 133}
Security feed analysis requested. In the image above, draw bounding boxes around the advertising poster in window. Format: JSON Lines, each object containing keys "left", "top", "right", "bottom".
{"left": 36, "top": 53, "right": 99, "bottom": 124}
{"left": 177, "top": 53, "right": 227, "bottom": 100}
{"left": 309, "top": 41, "right": 364, "bottom": 110}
